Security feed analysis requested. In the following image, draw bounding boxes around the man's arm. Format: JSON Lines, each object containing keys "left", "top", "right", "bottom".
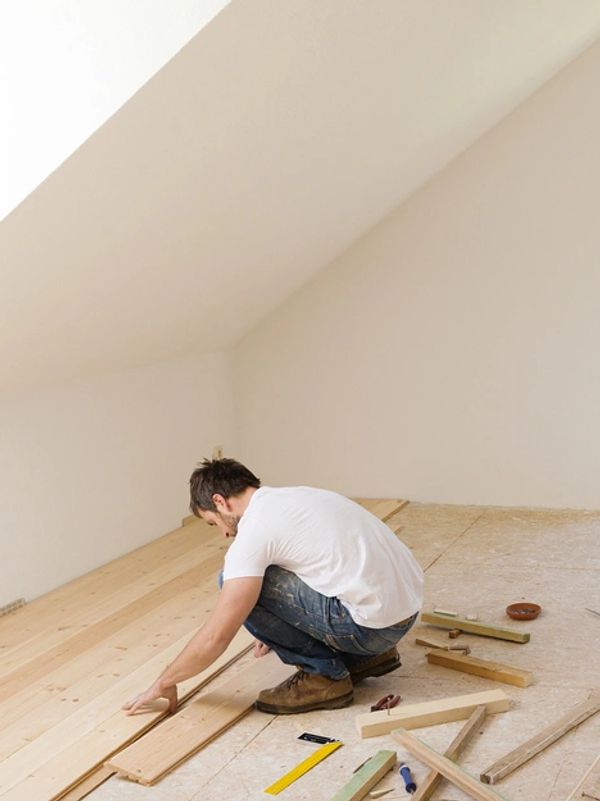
{"left": 123, "top": 575, "right": 263, "bottom": 715}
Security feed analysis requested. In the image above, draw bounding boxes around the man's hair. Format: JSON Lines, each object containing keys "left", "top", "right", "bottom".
{"left": 189, "top": 458, "right": 261, "bottom": 514}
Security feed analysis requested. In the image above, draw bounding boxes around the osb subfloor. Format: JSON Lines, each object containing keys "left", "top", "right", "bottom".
{"left": 89, "top": 503, "right": 600, "bottom": 801}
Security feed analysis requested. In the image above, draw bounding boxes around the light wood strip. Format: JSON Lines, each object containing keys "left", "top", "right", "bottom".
{"left": 0, "top": 521, "right": 205, "bottom": 645}
{"left": 0, "top": 570, "right": 223, "bottom": 758}
{"left": 392, "top": 729, "right": 511, "bottom": 801}
{"left": 328, "top": 750, "right": 397, "bottom": 801}
{"left": 0, "top": 530, "right": 220, "bottom": 674}
{"left": 354, "top": 498, "right": 408, "bottom": 522}
{"left": 565, "top": 753, "right": 600, "bottom": 801}
{"left": 426, "top": 650, "right": 533, "bottom": 688}
{"left": 356, "top": 689, "right": 510, "bottom": 738}
{"left": 0, "top": 526, "right": 213, "bottom": 670}
{"left": 412, "top": 705, "right": 487, "bottom": 801}
{"left": 106, "top": 652, "right": 293, "bottom": 785}
{"left": 480, "top": 694, "right": 600, "bottom": 784}
{"left": 0, "top": 629, "right": 253, "bottom": 798}
{"left": 0, "top": 548, "right": 223, "bottom": 699}
{"left": 54, "top": 768, "right": 114, "bottom": 801}
{"left": 421, "top": 612, "right": 530, "bottom": 644}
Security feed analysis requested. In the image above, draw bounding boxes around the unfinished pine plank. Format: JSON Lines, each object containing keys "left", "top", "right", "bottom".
{"left": 354, "top": 498, "right": 408, "bottom": 522}
{"left": 566, "top": 753, "right": 600, "bottom": 801}
{"left": 392, "top": 728, "right": 511, "bottom": 801}
{"left": 0, "top": 550, "right": 223, "bottom": 704}
{"left": 0, "top": 629, "right": 253, "bottom": 799}
{"left": 412, "top": 705, "right": 487, "bottom": 801}
{"left": 356, "top": 689, "right": 510, "bottom": 738}
{"left": 480, "top": 694, "right": 600, "bottom": 784}
{"left": 421, "top": 612, "right": 530, "bottom": 644}
{"left": 0, "top": 534, "right": 222, "bottom": 676}
{"left": 106, "top": 652, "right": 293, "bottom": 785}
{"left": 328, "top": 750, "right": 397, "bottom": 801}
{"left": 54, "top": 767, "right": 114, "bottom": 801}
{"left": 415, "top": 636, "right": 470, "bottom": 653}
{"left": 426, "top": 650, "right": 533, "bottom": 688}
{"left": 0, "top": 572, "right": 224, "bottom": 759}
{"left": 0, "top": 521, "right": 205, "bottom": 647}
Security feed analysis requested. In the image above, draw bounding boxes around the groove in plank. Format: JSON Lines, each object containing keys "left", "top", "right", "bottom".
{"left": 412, "top": 705, "right": 487, "bottom": 801}
{"left": 106, "top": 652, "right": 293, "bottom": 784}
{"left": 356, "top": 689, "right": 510, "bottom": 739}
{"left": 0, "top": 574, "right": 225, "bottom": 759}
{"left": 0, "top": 522, "right": 206, "bottom": 647}
{"left": 54, "top": 767, "right": 114, "bottom": 801}
{"left": 0, "top": 533, "right": 222, "bottom": 675}
{"left": 328, "top": 750, "right": 396, "bottom": 801}
{"left": 480, "top": 694, "right": 600, "bottom": 784}
{"left": 0, "top": 630, "right": 254, "bottom": 797}
{"left": 392, "top": 728, "right": 511, "bottom": 801}
{"left": 0, "top": 550, "right": 223, "bottom": 701}
{"left": 421, "top": 612, "right": 530, "bottom": 644}
{"left": 426, "top": 650, "right": 533, "bottom": 687}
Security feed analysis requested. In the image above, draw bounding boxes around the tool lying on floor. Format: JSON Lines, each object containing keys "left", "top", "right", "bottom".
{"left": 298, "top": 732, "right": 338, "bottom": 744}
{"left": 399, "top": 762, "right": 417, "bottom": 793}
{"left": 264, "top": 740, "right": 343, "bottom": 795}
{"left": 371, "top": 694, "right": 402, "bottom": 712}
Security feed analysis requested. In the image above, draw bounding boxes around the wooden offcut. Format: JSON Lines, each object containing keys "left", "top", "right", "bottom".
{"left": 426, "top": 650, "right": 533, "bottom": 687}
{"left": 356, "top": 689, "right": 510, "bottom": 739}
{"left": 354, "top": 498, "right": 408, "bottom": 522}
{"left": 421, "top": 612, "right": 530, "bottom": 643}
{"left": 412, "top": 705, "right": 487, "bottom": 801}
{"left": 415, "top": 636, "right": 470, "bottom": 653}
{"left": 392, "top": 729, "right": 512, "bottom": 801}
{"left": 328, "top": 750, "right": 396, "bottom": 801}
{"left": 481, "top": 694, "right": 600, "bottom": 784}
{"left": 106, "top": 653, "right": 294, "bottom": 784}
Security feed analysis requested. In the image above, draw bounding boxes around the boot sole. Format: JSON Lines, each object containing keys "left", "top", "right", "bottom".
{"left": 254, "top": 691, "right": 354, "bottom": 715}
{"left": 350, "top": 657, "right": 401, "bottom": 684}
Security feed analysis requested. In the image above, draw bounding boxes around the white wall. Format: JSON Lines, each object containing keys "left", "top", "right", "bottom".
{"left": 234, "top": 40, "right": 600, "bottom": 510}
{"left": 0, "top": 351, "right": 234, "bottom": 606}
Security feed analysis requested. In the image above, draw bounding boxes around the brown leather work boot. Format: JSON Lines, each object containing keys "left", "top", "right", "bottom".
{"left": 348, "top": 647, "right": 401, "bottom": 683}
{"left": 255, "top": 669, "right": 354, "bottom": 714}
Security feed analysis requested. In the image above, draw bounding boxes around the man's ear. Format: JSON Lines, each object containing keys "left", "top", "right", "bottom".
{"left": 212, "top": 493, "right": 227, "bottom": 511}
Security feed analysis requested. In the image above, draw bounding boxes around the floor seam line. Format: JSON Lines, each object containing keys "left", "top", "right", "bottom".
{"left": 424, "top": 511, "right": 487, "bottom": 572}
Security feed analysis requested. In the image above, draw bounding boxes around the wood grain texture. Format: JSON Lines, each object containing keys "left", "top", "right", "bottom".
{"left": 392, "top": 729, "right": 512, "bottom": 801}
{"left": 54, "top": 767, "right": 114, "bottom": 801}
{"left": 421, "top": 612, "right": 530, "bottom": 643}
{"left": 412, "top": 705, "right": 487, "bottom": 801}
{"left": 426, "top": 650, "right": 533, "bottom": 687}
{"left": 481, "top": 695, "right": 600, "bottom": 784}
{"left": 106, "top": 653, "right": 293, "bottom": 784}
{"left": 354, "top": 498, "right": 408, "bottom": 522}
{"left": 0, "top": 631, "right": 253, "bottom": 801}
{"left": 328, "top": 750, "right": 397, "bottom": 801}
{"left": 356, "top": 689, "right": 510, "bottom": 738}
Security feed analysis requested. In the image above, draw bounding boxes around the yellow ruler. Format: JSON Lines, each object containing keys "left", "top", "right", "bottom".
{"left": 264, "top": 740, "right": 343, "bottom": 795}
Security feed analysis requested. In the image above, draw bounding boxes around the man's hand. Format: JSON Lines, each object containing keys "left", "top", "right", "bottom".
{"left": 253, "top": 640, "right": 271, "bottom": 658}
{"left": 122, "top": 681, "right": 178, "bottom": 715}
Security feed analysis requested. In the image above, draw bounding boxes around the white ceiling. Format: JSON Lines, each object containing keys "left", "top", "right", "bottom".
{"left": 0, "top": 0, "right": 230, "bottom": 221}
{"left": 2, "top": 0, "right": 600, "bottom": 392}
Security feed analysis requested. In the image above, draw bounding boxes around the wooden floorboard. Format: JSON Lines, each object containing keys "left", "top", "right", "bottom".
{"left": 0, "top": 498, "right": 405, "bottom": 801}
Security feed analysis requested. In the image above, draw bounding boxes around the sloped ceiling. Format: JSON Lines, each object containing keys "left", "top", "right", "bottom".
{"left": 2, "top": 0, "right": 600, "bottom": 392}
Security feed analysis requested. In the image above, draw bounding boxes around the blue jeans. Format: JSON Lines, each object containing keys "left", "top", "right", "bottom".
{"left": 218, "top": 566, "right": 417, "bottom": 680}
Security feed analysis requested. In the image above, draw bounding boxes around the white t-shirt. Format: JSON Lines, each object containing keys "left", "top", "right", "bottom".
{"left": 222, "top": 486, "right": 424, "bottom": 628}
